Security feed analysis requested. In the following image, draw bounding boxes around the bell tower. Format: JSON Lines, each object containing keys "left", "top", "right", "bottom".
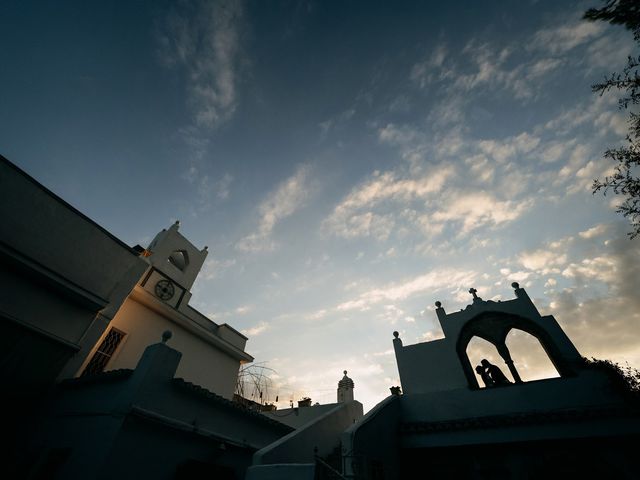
{"left": 139, "top": 221, "right": 208, "bottom": 309}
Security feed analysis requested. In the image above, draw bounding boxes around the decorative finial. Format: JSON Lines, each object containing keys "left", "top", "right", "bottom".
{"left": 204, "top": 246, "right": 208, "bottom": 250}
{"left": 511, "top": 282, "right": 520, "bottom": 289}
{"left": 174, "top": 220, "right": 180, "bottom": 226}
{"left": 435, "top": 301, "right": 442, "bottom": 308}
{"left": 162, "top": 330, "right": 172, "bottom": 343}
{"left": 469, "top": 287, "right": 478, "bottom": 299}
{"left": 393, "top": 331, "right": 399, "bottom": 339}
{"left": 343, "top": 370, "right": 347, "bottom": 375}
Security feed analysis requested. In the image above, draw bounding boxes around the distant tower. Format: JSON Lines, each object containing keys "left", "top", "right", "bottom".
{"left": 337, "top": 370, "right": 354, "bottom": 403}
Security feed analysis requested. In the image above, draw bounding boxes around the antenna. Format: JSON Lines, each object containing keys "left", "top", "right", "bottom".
{"left": 234, "top": 362, "right": 277, "bottom": 410}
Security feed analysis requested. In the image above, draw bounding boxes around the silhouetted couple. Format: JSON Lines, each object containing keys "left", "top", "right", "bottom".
{"left": 475, "top": 359, "right": 511, "bottom": 387}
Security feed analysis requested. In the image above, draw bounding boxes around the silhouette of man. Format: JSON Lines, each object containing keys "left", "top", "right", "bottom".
{"left": 481, "top": 359, "right": 511, "bottom": 386}
{"left": 475, "top": 364, "right": 494, "bottom": 387}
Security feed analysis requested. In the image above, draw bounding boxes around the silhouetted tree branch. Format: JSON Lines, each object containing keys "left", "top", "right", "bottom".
{"left": 582, "top": 357, "right": 640, "bottom": 403}
{"left": 585, "top": 0, "right": 640, "bottom": 238}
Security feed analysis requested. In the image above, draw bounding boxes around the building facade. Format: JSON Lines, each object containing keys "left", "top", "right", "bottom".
{"left": 76, "top": 221, "right": 252, "bottom": 399}
{"left": 341, "top": 284, "right": 640, "bottom": 479}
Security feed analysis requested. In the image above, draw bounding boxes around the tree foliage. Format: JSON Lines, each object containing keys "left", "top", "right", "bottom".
{"left": 582, "top": 357, "right": 640, "bottom": 403}
{"left": 584, "top": 0, "right": 640, "bottom": 238}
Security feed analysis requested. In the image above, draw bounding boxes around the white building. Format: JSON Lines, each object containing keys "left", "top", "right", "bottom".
{"left": 340, "top": 284, "right": 640, "bottom": 479}
{"left": 77, "top": 221, "right": 252, "bottom": 399}
{"left": 6, "top": 153, "right": 637, "bottom": 479}
{"left": 0, "top": 155, "right": 147, "bottom": 424}
{"left": 2, "top": 155, "right": 362, "bottom": 479}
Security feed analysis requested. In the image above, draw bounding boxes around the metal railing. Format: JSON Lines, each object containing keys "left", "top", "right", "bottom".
{"left": 314, "top": 446, "right": 347, "bottom": 480}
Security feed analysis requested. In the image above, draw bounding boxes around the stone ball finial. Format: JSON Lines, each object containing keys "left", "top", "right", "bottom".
{"left": 204, "top": 246, "right": 208, "bottom": 250}
{"left": 162, "top": 330, "right": 173, "bottom": 343}
{"left": 511, "top": 282, "right": 520, "bottom": 289}
{"left": 435, "top": 301, "right": 442, "bottom": 308}
{"left": 393, "top": 331, "right": 399, "bottom": 339}
{"left": 174, "top": 220, "right": 180, "bottom": 226}
{"left": 338, "top": 370, "right": 354, "bottom": 389}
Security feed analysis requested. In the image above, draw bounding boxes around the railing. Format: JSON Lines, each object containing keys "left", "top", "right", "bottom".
{"left": 314, "top": 446, "right": 347, "bottom": 480}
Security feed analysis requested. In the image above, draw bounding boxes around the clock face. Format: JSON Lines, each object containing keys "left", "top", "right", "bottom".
{"left": 154, "top": 279, "right": 175, "bottom": 301}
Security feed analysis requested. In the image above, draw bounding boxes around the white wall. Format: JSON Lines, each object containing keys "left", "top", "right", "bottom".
{"left": 263, "top": 404, "right": 341, "bottom": 429}
{"left": 88, "top": 296, "right": 242, "bottom": 399}
{"left": 1, "top": 157, "right": 147, "bottom": 387}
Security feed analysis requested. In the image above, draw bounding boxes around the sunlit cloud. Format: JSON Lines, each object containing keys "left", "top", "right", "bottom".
{"left": 336, "top": 268, "right": 478, "bottom": 312}
{"left": 201, "top": 257, "right": 237, "bottom": 281}
{"left": 323, "top": 166, "right": 454, "bottom": 240}
{"left": 242, "top": 321, "right": 270, "bottom": 336}
{"left": 237, "top": 164, "right": 311, "bottom": 252}
{"left": 432, "top": 191, "right": 533, "bottom": 234}
{"left": 579, "top": 224, "right": 608, "bottom": 239}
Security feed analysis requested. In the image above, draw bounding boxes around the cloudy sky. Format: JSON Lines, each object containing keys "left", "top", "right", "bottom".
{"left": 2, "top": 0, "right": 639, "bottom": 412}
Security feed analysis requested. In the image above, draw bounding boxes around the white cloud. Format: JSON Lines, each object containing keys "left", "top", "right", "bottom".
{"left": 579, "top": 224, "right": 608, "bottom": 239}
{"left": 541, "top": 142, "right": 569, "bottom": 163}
{"left": 215, "top": 173, "right": 234, "bottom": 200}
{"left": 546, "top": 232, "right": 640, "bottom": 364}
{"left": 586, "top": 31, "right": 634, "bottom": 69}
{"left": 410, "top": 43, "right": 448, "bottom": 88}
{"left": 237, "top": 164, "right": 311, "bottom": 252}
{"left": 158, "top": 0, "right": 244, "bottom": 130}
{"left": 323, "top": 166, "right": 454, "bottom": 240}
{"left": 519, "top": 249, "right": 568, "bottom": 272}
{"left": 478, "top": 132, "right": 540, "bottom": 163}
{"left": 201, "top": 257, "right": 237, "bottom": 280}
{"left": 528, "top": 57, "right": 563, "bottom": 77}
{"left": 241, "top": 321, "right": 269, "bottom": 336}
{"left": 432, "top": 191, "right": 532, "bottom": 234}
{"left": 561, "top": 255, "right": 617, "bottom": 284}
{"left": 336, "top": 268, "right": 477, "bottom": 312}
{"left": 235, "top": 305, "right": 252, "bottom": 315}
{"left": 531, "top": 20, "right": 604, "bottom": 55}
{"left": 319, "top": 108, "right": 356, "bottom": 136}
{"left": 336, "top": 212, "right": 395, "bottom": 241}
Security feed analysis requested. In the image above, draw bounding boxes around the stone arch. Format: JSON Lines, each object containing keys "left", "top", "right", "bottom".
{"left": 466, "top": 336, "right": 515, "bottom": 387}
{"left": 505, "top": 328, "right": 560, "bottom": 382}
{"left": 456, "top": 311, "right": 575, "bottom": 389}
{"left": 168, "top": 249, "right": 189, "bottom": 271}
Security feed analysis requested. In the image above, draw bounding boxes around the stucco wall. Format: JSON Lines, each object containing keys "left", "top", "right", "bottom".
{"left": 0, "top": 157, "right": 146, "bottom": 318}
{"left": 342, "top": 395, "right": 401, "bottom": 480}
{"left": 262, "top": 404, "right": 341, "bottom": 429}
{"left": 93, "top": 298, "right": 241, "bottom": 399}
{"left": 0, "top": 268, "right": 98, "bottom": 344}
{"left": 28, "top": 343, "right": 289, "bottom": 480}
{"left": 254, "top": 401, "right": 364, "bottom": 465}
{"left": 400, "top": 371, "right": 628, "bottom": 425}
{"left": 0, "top": 156, "right": 147, "bottom": 405}
{"left": 394, "top": 337, "right": 468, "bottom": 394}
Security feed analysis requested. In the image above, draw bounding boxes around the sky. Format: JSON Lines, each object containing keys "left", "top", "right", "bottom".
{"left": 1, "top": 0, "right": 639, "bottom": 413}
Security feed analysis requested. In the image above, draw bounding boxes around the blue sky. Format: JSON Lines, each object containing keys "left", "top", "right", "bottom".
{"left": 2, "top": 0, "right": 639, "bottom": 412}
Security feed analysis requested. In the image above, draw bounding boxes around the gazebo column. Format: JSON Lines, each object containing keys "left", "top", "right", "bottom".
{"left": 496, "top": 342, "right": 522, "bottom": 383}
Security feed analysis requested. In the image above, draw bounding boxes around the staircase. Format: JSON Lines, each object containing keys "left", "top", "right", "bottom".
{"left": 315, "top": 445, "right": 346, "bottom": 480}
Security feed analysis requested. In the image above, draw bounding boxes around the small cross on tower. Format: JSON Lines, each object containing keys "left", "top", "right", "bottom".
{"left": 469, "top": 287, "right": 478, "bottom": 299}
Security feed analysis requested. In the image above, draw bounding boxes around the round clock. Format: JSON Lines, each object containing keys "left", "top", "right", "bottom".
{"left": 154, "top": 279, "right": 175, "bottom": 301}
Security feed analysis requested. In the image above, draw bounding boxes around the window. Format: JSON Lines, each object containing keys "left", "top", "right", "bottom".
{"left": 81, "top": 328, "right": 126, "bottom": 376}
{"left": 168, "top": 249, "right": 189, "bottom": 271}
